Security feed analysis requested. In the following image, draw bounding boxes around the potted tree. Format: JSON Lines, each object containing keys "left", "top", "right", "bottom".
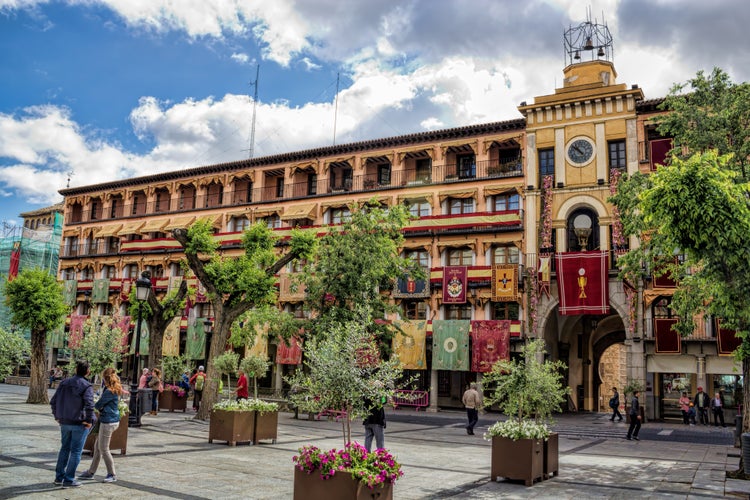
{"left": 238, "top": 355, "right": 278, "bottom": 444}
{"left": 209, "top": 398, "right": 279, "bottom": 446}
{"left": 482, "top": 339, "right": 569, "bottom": 486}
{"left": 287, "top": 314, "right": 406, "bottom": 499}
{"left": 159, "top": 354, "right": 189, "bottom": 412}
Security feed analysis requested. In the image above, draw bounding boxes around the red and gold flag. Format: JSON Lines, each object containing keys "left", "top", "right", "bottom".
{"left": 68, "top": 315, "right": 88, "bottom": 349}
{"left": 555, "top": 251, "right": 609, "bottom": 315}
{"left": 491, "top": 265, "right": 518, "bottom": 302}
{"left": 442, "top": 266, "right": 467, "bottom": 304}
{"left": 470, "top": 320, "right": 510, "bottom": 372}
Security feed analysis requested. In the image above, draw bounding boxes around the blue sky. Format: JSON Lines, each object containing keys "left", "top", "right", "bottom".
{"left": 1, "top": 0, "right": 749, "bottom": 226}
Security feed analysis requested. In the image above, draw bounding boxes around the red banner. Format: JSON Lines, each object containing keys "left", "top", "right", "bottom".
{"left": 68, "top": 315, "right": 88, "bottom": 349}
{"left": 555, "top": 251, "right": 609, "bottom": 315}
{"left": 442, "top": 266, "right": 467, "bottom": 304}
{"left": 8, "top": 241, "right": 20, "bottom": 280}
{"left": 654, "top": 318, "right": 680, "bottom": 354}
{"left": 116, "top": 316, "right": 131, "bottom": 352}
{"left": 276, "top": 335, "right": 303, "bottom": 365}
{"left": 716, "top": 319, "right": 742, "bottom": 356}
{"left": 120, "top": 279, "right": 132, "bottom": 301}
{"left": 470, "top": 320, "right": 510, "bottom": 372}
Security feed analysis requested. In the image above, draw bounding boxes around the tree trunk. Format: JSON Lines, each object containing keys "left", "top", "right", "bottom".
{"left": 195, "top": 312, "right": 232, "bottom": 420}
{"left": 27, "top": 328, "right": 49, "bottom": 404}
{"left": 147, "top": 280, "right": 188, "bottom": 372}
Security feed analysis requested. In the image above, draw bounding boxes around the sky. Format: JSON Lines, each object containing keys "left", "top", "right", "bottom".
{"left": 1, "top": 0, "right": 749, "bottom": 226}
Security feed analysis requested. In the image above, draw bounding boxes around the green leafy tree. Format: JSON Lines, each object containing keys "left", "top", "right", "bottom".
{"left": 161, "top": 353, "right": 190, "bottom": 385}
{"left": 611, "top": 68, "right": 750, "bottom": 437}
{"left": 0, "top": 327, "right": 30, "bottom": 380}
{"left": 172, "top": 220, "right": 316, "bottom": 419}
{"left": 70, "top": 315, "right": 128, "bottom": 381}
{"left": 4, "top": 268, "right": 68, "bottom": 403}
{"left": 240, "top": 354, "right": 270, "bottom": 399}
{"left": 286, "top": 308, "right": 406, "bottom": 446}
{"left": 213, "top": 351, "right": 240, "bottom": 400}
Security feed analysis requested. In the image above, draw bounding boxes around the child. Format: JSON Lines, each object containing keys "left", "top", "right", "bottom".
{"left": 687, "top": 402, "right": 697, "bottom": 425}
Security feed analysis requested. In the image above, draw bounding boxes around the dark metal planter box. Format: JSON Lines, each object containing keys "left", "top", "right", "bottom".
{"left": 544, "top": 432, "right": 559, "bottom": 478}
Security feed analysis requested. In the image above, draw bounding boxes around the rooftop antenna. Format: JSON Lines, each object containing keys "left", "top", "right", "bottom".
{"left": 332, "top": 72, "right": 340, "bottom": 146}
{"left": 248, "top": 64, "right": 260, "bottom": 159}
{"left": 66, "top": 171, "right": 74, "bottom": 188}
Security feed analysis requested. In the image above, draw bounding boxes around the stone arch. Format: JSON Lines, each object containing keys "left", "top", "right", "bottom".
{"left": 556, "top": 194, "right": 609, "bottom": 221}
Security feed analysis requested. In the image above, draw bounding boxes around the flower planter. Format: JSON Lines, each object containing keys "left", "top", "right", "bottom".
{"left": 84, "top": 415, "right": 129, "bottom": 456}
{"left": 208, "top": 409, "right": 255, "bottom": 446}
{"left": 490, "top": 436, "right": 543, "bottom": 486}
{"left": 293, "top": 467, "right": 393, "bottom": 500}
{"left": 254, "top": 411, "right": 278, "bottom": 444}
{"left": 158, "top": 390, "right": 188, "bottom": 412}
{"left": 543, "top": 432, "right": 559, "bottom": 479}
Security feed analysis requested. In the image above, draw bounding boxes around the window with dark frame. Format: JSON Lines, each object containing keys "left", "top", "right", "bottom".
{"left": 539, "top": 148, "right": 555, "bottom": 184}
{"left": 445, "top": 304, "right": 472, "bottom": 320}
{"left": 447, "top": 247, "right": 472, "bottom": 266}
{"left": 608, "top": 140, "right": 626, "bottom": 170}
{"left": 448, "top": 197, "right": 474, "bottom": 215}
{"left": 492, "top": 302, "right": 520, "bottom": 320}
{"left": 492, "top": 193, "right": 520, "bottom": 212}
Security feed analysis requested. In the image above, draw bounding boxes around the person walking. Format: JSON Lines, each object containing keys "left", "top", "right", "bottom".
{"left": 138, "top": 368, "right": 150, "bottom": 389}
{"left": 626, "top": 390, "right": 641, "bottom": 441}
{"left": 462, "top": 382, "right": 482, "bottom": 435}
{"left": 694, "top": 387, "right": 710, "bottom": 425}
{"left": 50, "top": 359, "right": 96, "bottom": 488}
{"left": 78, "top": 367, "right": 124, "bottom": 483}
{"left": 147, "top": 367, "right": 163, "bottom": 415}
{"left": 609, "top": 387, "right": 623, "bottom": 422}
{"left": 710, "top": 392, "right": 726, "bottom": 427}
{"left": 678, "top": 391, "right": 691, "bottom": 424}
{"left": 234, "top": 368, "right": 249, "bottom": 401}
{"left": 189, "top": 366, "right": 207, "bottom": 411}
{"left": 363, "top": 397, "right": 386, "bottom": 452}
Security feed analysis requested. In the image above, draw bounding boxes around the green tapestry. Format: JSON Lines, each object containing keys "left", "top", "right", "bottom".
{"left": 431, "top": 320, "right": 470, "bottom": 371}
{"left": 92, "top": 279, "right": 110, "bottom": 303}
{"left": 63, "top": 280, "right": 77, "bottom": 306}
{"left": 186, "top": 319, "right": 206, "bottom": 360}
{"left": 129, "top": 320, "right": 150, "bottom": 355}
{"left": 47, "top": 324, "right": 66, "bottom": 349}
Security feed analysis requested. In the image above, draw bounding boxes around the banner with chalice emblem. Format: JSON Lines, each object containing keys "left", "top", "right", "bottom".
{"left": 491, "top": 265, "right": 518, "bottom": 302}
{"left": 431, "top": 320, "right": 470, "bottom": 371}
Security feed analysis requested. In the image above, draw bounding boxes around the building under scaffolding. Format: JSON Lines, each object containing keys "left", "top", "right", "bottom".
{"left": 0, "top": 208, "right": 63, "bottom": 335}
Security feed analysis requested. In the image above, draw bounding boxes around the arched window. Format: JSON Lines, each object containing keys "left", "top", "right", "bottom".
{"left": 566, "top": 207, "right": 599, "bottom": 251}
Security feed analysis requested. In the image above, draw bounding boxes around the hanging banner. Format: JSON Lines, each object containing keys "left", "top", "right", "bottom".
{"left": 491, "top": 264, "right": 518, "bottom": 302}
{"left": 92, "top": 279, "right": 110, "bottom": 304}
{"left": 168, "top": 276, "right": 183, "bottom": 294}
{"left": 186, "top": 318, "right": 206, "bottom": 360}
{"left": 392, "top": 320, "right": 427, "bottom": 370}
{"left": 431, "top": 320, "right": 470, "bottom": 371}
{"left": 129, "top": 320, "right": 150, "bottom": 355}
{"left": 555, "top": 251, "right": 610, "bottom": 315}
{"left": 8, "top": 240, "right": 20, "bottom": 280}
{"left": 47, "top": 324, "right": 66, "bottom": 349}
{"left": 63, "top": 280, "right": 78, "bottom": 307}
{"left": 538, "top": 254, "right": 551, "bottom": 298}
{"left": 195, "top": 281, "right": 207, "bottom": 302}
{"left": 470, "top": 320, "right": 511, "bottom": 372}
{"left": 442, "top": 266, "right": 467, "bottom": 304}
{"left": 716, "top": 319, "right": 742, "bottom": 356}
{"left": 116, "top": 315, "right": 131, "bottom": 352}
{"left": 245, "top": 324, "right": 269, "bottom": 359}
{"left": 120, "top": 278, "right": 132, "bottom": 301}
{"left": 162, "top": 317, "right": 181, "bottom": 357}
{"left": 654, "top": 318, "right": 681, "bottom": 354}
{"left": 393, "top": 276, "right": 430, "bottom": 299}
{"left": 68, "top": 315, "right": 88, "bottom": 349}
{"left": 276, "top": 335, "right": 303, "bottom": 365}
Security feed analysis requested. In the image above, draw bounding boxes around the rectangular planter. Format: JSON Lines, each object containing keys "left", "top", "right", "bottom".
{"left": 158, "top": 390, "right": 188, "bottom": 412}
{"left": 84, "top": 415, "right": 129, "bottom": 456}
{"left": 208, "top": 409, "right": 255, "bottom": 446}
{"left": 490, "top": 436, "right": 543, "bottom": 486}
{"left": 293, "top": 467, "right": 393, "bottom": 500}
{"left": 543, "top": 432, "right": 559, "bottom": 479}
{"left": 254, "top": 411, "right": 278, "bottom": 445}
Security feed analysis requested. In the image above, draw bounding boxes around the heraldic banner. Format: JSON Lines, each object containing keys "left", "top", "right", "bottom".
{"left": 470, "top": 320, "right": 510, "bottom": 372}
{"left": 92, "top": 279, "right": 110, "bottom": 304}
{"left": 129, "top": 320, "right": 150, "bottom": 355}
{"left": 432, "top": 320, "right": 470, "bottom": 371}
{"left": 68, "top": 315, "right": 88, "bottom": 349}
{"left": 162, "top": 317, "right": 181, "bottom": 357}
{"left": 245, "top": 324, "right": 269, "bottom": 359}
{"left": 116, "top": 315, "right": 131, "bottom": 352}
{"left": 555, "top": 251, "right": 610, "bottom": 315}
{"left": 47, "top": 324, "right": 66, "bottom": 349}
{"left": 63, "top": 280, "right": 78, "bottom": 307}
{"left": 186, "top": 319, "right": 206, "bottom": 360}
{"left": 442, "top": 266, "right": 467, "bottom": 304}
{"left": 393, "top": 276, "right": 430, "bottom": 299}
{"left": 277, "top": 335, "right": 303, "bottom": 365}
{"left": 716, "top": 319, "right": 742, "bottom": 356}
{"left": 654, "top": 318, "right": 680, "bottom": 354}
{"left": 492, "top": 264, "right": 518, "bottom": 302}
{"left": 392, "top": 320, "right": 427, "bottom": 370}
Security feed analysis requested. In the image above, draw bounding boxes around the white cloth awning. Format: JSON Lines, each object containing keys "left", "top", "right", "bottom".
{"left": 646, "top": 355, "right": 696, "bottom": 374}
{"left": 706, "top": 356, "right": 741, "bottom": 374}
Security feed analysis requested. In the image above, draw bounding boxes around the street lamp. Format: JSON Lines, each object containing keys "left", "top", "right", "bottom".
{"left": 128, "top": 271, "right": 152, "bottom": 427}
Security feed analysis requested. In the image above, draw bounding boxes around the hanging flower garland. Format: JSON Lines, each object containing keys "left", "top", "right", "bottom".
{"left": 609, "top": 168, "right": 626, "bottom": 249}
{"left": 624, "top": 286, "right": 636, "bottom": 335}
{"left": 540, "top": 175, "right": 554, "bottom": 250}
{"left": 527, "top": 269, "right": 539, "bottom": 334}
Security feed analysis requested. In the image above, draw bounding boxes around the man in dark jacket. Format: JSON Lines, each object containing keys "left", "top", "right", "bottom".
{"left": 50, "top": 360, "right": 96, "bottom": 487}
{"left": 363, "top": 397, "right": 386, "bottom": 452}
{"left": 694, "top": 387, "right": 710, "bottom": 426}
{"left": 626, "top": 390, "right": 641, "bottom": 441}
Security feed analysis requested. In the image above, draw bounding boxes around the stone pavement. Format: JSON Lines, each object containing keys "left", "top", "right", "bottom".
{"left": 1, "top": 383, "right": 749, "bottom": 499}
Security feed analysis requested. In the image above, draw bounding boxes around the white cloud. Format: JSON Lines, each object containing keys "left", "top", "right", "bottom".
{"left": 230, "top": 52, "right": 249, "bottom": 64}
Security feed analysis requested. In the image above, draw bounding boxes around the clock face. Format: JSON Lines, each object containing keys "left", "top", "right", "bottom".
{"left": 567, "top": 138, "right": 595, "bottom": 165}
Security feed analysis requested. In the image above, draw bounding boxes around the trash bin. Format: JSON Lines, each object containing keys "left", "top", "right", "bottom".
{"left": 735, "top": 416, "right": 743, "bottom": 441}
{"left": 138, "top": 388, "right": 152, "bottom": 416}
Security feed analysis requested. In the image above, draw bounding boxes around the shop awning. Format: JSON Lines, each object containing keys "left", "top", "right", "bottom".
{"left": 280, "top": 203, "right": 317, "bottom": 221}
{"left": 117, "top": 221, "right": 145, "bottom": 236}
{"left": 138, "top": 218, "right": 169, "bottom": 234}
{"left": 646, "top": 355, "right": 696, "bottom": 373}
{"left": 398, "top": 192, "right": 434, "bottom": 205}
{"left": 484, "top": 184, "right": 523, "bottom": 196}
{"left": 706, "top": 356, "right": 740, "bottom": 374}
{"left": 253, "top": 206, "right": 284, "bottom": 218}
{"left": 438, "top": 188, "right": 477, "bottom": 203}
{"left": 162, "top": 216, "right": 196, "bottom": 231}
{"left": 94, "top": 224, "right": 122, "bottom": 238}
{"left": 194, "top": 214, "right": 223, "bottom": 229}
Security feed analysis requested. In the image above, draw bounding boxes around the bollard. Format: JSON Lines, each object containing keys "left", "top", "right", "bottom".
{"left": 742, "top": 433, "right": 750, "bottom": 475}
{"left": 735, "top": 416, "right": 743, "bottom": 448}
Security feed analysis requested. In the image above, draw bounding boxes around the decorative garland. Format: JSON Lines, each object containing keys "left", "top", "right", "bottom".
{"left": 540, "top": 175, "right": 554, "bottom": 249}
{"left": 609, "top": 168, "right": 626, "bottom": 249}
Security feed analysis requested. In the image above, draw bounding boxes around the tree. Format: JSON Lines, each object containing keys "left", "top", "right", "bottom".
{"left": 213, "top": 351, "right": 239, "bottom": 399}
{"left": 0, "top": 327, "right": 29, "bottom": 380}
{"left": 172, "top": 220, "right": 316, "bottom": 419}
{"left": 611, "top": 68, "right": 750, "bottom": 437}
{"left": 239, "top": 354, "right": 270, "bottom": 399}
{"left": 4, "top": 268, "right": 68, "bottom": 403}
{"left": 161, "top": 353, "right": 190, "bottom": 385}
{"left": 70, "top": 315, "right": 128, "bottom": 381}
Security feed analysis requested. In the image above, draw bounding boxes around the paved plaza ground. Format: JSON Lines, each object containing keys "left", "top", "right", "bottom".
{"left": 1, "top": 383, "right": 749, "bottom": 499}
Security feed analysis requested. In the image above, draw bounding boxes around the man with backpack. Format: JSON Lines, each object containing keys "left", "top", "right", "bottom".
{"left": 189, "top": 366, "right": 207, "bottom": 412}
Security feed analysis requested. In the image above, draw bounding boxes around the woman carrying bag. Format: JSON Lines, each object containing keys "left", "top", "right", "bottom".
{"left": 148, "top": 368, "right": 163, "bottom": 415}
{"left": 78, "top": 367, "right": 123, "bottom": 483}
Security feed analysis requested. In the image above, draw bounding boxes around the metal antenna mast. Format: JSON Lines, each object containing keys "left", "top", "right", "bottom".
{"left": 248, "top": 64, "right": 260, "bottom": 159}
{"left": 332, "top": 72, "right": 340, "bottom": 146}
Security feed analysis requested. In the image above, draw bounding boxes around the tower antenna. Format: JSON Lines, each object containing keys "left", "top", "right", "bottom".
{"left": 248, "top": 64, "right": 260, "bottom": 159}
{"left": 332, "top": 72, "right": 340, "bottom": 146}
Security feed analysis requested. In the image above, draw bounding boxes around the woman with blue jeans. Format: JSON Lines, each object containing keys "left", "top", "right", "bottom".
{"left": 78, "top": 367, "right": 123, "bottom": 483}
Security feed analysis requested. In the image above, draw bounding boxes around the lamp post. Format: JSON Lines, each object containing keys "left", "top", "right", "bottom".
{"left": 128, "top": 271, "right": 152, "bottom": 428}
